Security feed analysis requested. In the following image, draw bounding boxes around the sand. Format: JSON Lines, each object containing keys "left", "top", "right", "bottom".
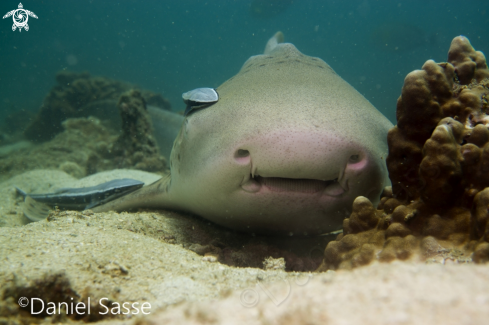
{"left": 0, "top": 169, "right": 488, "bottom": 324}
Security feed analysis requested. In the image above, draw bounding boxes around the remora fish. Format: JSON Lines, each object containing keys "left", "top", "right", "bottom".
{"left": 93, "top": 32, "right": 393, "bottom": 236}
{"left": 17, "top": 178, "right": 144, "bottom": 221}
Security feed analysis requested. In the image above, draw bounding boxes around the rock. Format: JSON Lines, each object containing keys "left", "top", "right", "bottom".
{"left": 23, "top": 71, "right": 171, "bottom": 142}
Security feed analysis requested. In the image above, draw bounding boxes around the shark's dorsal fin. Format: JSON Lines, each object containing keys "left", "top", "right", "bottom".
{"left": 264, "top": 31, "right": 284, "bottom": 54}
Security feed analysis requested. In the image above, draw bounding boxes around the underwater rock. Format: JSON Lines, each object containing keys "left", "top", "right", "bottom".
{"left": 109, "top": 90, "right": 166, "bottom": 172}
{"left": 23, "top": 71, "right": 171, "bottom": 142}
{"left": 0, "top": 91, "right": 168, "bottom": 183}
{"left": 319, "top": 36, "right": 489, "bottom": 271}
{"left": 0, "top": 117, "right": 116, "bottom": 183}
{"left": 0, "top": 141, "right": 33, "bottom": 158}
{"left": 0, "top": 116, "right": 165, "bottom": 184}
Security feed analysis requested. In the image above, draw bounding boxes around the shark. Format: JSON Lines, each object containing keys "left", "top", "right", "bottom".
{"left": 92, "top": 32, "right": 393, "bottom": 236}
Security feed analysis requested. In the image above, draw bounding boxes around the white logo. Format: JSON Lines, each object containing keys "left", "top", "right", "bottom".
{"left": 18, "top": 297, "right": 29, "bottom": 307}
{"left": 3, "top": 3, "right": 38, "bottom": 32}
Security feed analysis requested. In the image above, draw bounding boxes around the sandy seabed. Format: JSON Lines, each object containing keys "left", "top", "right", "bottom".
{"left": 0, "top": 169, "right": 488, "bottom": 325}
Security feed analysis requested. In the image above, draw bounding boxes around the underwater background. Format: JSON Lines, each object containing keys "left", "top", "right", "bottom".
{"left": 2, "top": 3, "right": 489, "bottom": 323}
{"left": 0, "top": 0, "right": 489, "bottom": 125}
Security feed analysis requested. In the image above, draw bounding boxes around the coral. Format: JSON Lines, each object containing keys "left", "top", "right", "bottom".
{"left": 23, "top": 71, "right": 171, "bottom": 142}
{"left": 319, "top": 36, "right": 489, "bottom": 270}
{"left": 109, "top": 90, "right": 167, "bottom": 172}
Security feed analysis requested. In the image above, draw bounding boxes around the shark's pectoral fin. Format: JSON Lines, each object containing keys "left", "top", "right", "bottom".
{"left": 91, "top": 173, "right": 175, "bottom": 213}
{"left": 264, "top": 31, "right": 284, "bottom": 54}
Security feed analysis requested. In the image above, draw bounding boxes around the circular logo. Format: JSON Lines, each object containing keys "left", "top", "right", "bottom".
{"left": 240, "top": 288, "right": 259, "bottom": 308}
{"left": 18, "top": 297, "right": 29, "bottom": 307}
{"left": 14, "top": 10, "right": 27, "bottom": 24}
{"left": 3, "top": 4, "right": 38, "bottom": 32}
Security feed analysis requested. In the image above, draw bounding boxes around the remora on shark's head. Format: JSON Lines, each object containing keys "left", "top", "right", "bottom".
{"left": 94, "top": 32, "right": 393, "bottom": 236}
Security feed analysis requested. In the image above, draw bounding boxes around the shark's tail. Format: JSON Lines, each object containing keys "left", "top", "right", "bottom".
{"left": 264, "top": 31, "right": 284, "bottom": 54}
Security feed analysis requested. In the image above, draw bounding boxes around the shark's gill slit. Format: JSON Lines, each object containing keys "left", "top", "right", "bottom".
{"left": 255, "top": 176, "right": 337, "bottom": 193}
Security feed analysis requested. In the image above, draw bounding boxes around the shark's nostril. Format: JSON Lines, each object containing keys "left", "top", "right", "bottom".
{"left": 234, "top": 149, "right": 251, "bottom": 164}
{"left": 349, "top": 154, "right": 360, "bottom": 163}
{"left": 236, "top": 149, "right": 250, "bottom": 157}
{"left": 347, "top": 153, "right": 368, "bottom": 170}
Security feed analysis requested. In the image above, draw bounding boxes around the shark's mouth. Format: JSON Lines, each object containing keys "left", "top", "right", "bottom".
{"left": 255, "top": 176, "right": 344, "bottom": 195}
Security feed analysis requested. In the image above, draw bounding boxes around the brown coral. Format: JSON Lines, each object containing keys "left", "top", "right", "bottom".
{"left": 319, "top": 36, "right": 489, "bottom": 271}
{"left": 109, "top": 90, "right": 167, "bottom": 172}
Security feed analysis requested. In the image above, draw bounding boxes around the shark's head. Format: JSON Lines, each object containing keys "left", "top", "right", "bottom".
{"left": 169, "top": 35, "right": 392, "bottom": 236}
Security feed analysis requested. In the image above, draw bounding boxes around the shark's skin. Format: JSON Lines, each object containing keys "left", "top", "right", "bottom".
{"left": 93, "top": 32, "right": 393, "bottom": 236}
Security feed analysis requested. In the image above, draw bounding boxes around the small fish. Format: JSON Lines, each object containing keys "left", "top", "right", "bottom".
{"left": 16, "top": 178, "right": 144, "bottom": 221}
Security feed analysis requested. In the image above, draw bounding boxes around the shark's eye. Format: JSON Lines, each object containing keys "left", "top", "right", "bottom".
{"left": 182, "top": 88, "right": 219, "bottom": 116}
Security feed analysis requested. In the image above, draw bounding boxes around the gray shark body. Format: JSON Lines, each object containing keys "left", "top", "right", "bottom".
{"left": 94, "top": 32, "right": 393, "bottom": 236}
